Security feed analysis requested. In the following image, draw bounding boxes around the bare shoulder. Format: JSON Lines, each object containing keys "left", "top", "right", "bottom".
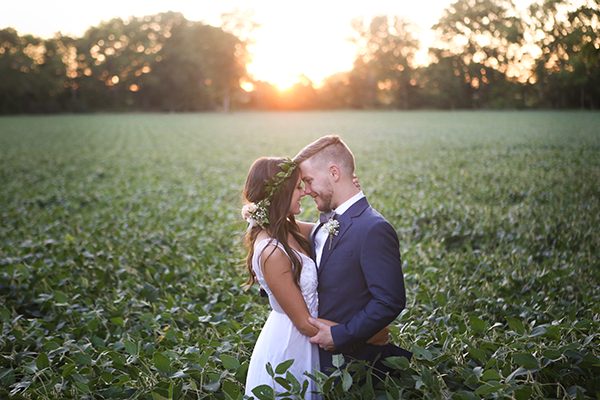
{"left": 254, "top": 231, "right": 271, "bottom": 247}
{"left": 260, "top": 243, "right": 291, "bottom": 273}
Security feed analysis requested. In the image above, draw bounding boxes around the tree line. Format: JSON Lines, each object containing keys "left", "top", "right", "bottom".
{"left": 0, "top": 12, "right": 247, "bottom": 114}
{"left": 1, "top": 0, "right": 598, "bottom": 114}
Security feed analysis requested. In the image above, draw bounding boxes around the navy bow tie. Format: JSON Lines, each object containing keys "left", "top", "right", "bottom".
{"left": 319, "top": 211, "right": 337, "bottom": 224}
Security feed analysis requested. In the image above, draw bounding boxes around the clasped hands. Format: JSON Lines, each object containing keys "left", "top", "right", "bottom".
{"left": 307, "top": 317, "right": 390, "bottom": 351}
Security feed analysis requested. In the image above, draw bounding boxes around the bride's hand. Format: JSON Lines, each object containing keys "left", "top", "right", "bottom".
{"left": 352, "top": 174, "right": 361, "bottom": 190}
{"left": 366, "top": 325, "right": 390, "bottom": 346}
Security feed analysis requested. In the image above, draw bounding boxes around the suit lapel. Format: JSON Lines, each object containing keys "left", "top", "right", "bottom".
{"left": 318, "top": 197, "right": 369, "bottom": 277}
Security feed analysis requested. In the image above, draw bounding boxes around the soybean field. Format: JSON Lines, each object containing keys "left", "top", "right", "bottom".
{"left": 0, "top": 111, "right": 599, "bottom": 399}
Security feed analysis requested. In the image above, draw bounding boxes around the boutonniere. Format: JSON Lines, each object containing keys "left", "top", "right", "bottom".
{"left": 323, "top": 219, "right": 339, "bottom": 250}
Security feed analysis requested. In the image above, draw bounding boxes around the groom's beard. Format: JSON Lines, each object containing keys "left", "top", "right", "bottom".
{"left": 315, "top": 186, "right": 334, "bottom": 212}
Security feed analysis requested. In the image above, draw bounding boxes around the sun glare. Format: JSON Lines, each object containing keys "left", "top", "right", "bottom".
{"left": 274, "top": 76, "right": 300, "bottom": 91}
{"left": 245, "top": 11, "right": 355, "bottom": 90}
{"left": 241, "top": 81, "right": 255, "bottom": 92}
{"left": 247, "top": 45, "right": 354, "bottom": 90}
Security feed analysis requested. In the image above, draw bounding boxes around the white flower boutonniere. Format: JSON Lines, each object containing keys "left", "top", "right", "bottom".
{"left": 323, "top": 219, "right": 339, "bottom": 250}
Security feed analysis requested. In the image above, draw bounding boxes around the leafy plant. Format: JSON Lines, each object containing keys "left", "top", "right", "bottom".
{"left": 0, "top": 111, "right": 598, "bottom": 399}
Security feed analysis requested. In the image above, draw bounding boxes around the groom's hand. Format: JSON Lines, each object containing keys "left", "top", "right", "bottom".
{"left": 352, "top": 174, "right": 361, "bottom": 190}
{"left": 366, "top": 325, "right": 390, "bottom": 346}
{"left": 308, "top": 317, "right": 337, "bottom": 351}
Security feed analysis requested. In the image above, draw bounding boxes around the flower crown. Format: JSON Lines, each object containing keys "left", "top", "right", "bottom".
{"left": 242, "top": 158, "right": 297, "bottom": 230}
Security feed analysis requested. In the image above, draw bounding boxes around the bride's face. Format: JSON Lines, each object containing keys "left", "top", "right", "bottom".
{"left": 288, "top": 175, "right": 305, "bottom": 215}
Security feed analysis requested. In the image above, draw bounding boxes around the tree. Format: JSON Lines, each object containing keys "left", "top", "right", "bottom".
{"left": 416, "top": 51, "right": 473, "bottom": 109}
{"left": 219, "top": 8, "right": 260, "bottom": 112}
{"left": 528, "top": 0, "right": 600, "bottom": 108}
{"left": 318, "top": 72, "right": 354, "bottom": 109}
{"left": 0, "top": 29, "right": 67, "bottom": 113}
{"left": 64, "top": 14, "right": 172, "bottom": 111}
{"left": 430, "top": 0, "right": 527, "bottom": 107}
{"left": 0, "top": 11, "right": 253, "bottom": 113}
{"left": 71, "top": 12, "right": 245, "bottom": 112}
{"left": 220, "top": 8, "right": 261, "bottom": 45}
{"left": 146, "top": 14, "right": 245, "bottom": 112}
{"left": 347, "top": 14, "right": 421, "bottom": 109}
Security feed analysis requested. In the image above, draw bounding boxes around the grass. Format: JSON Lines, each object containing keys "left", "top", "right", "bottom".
{"left": 0, "top": 111, "right": 599, "bottom": 399}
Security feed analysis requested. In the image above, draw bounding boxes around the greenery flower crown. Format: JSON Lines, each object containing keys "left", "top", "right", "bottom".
{"left": 241, "top": 158, "right": 297, "bottom": 230}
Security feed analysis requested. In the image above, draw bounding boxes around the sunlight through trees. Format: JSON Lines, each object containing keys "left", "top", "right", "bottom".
{"left": 0, "top": 0, "right": 598, "bottom": 113}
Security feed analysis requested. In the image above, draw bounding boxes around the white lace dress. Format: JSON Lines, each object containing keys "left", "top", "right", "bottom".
{"left": 244, "top": 238, "right": 320, "bottom": 399}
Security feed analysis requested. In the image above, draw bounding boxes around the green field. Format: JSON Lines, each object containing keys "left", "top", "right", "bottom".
{"left": 1, "top": 111, "right": 599, "bottom": 399}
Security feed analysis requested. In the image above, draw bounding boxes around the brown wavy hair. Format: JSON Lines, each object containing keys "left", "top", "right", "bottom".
{"left": 243, "top": 157, "right": 311, "bottom": 289}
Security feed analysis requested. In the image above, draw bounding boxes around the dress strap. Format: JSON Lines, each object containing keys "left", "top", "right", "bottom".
{"left": 254, "top": 238, "right": 289, "bottom": 260}
{"left": 253, "top": 238, "right": 287, "bottom": 278}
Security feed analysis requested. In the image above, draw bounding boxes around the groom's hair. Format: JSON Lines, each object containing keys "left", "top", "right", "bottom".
{"left": 293, "top": 135, "right": 355, "bottom": 175}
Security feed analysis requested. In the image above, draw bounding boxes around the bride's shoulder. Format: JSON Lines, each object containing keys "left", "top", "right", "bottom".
{"left": 253, "top": 235, "right": 281, "bottom": 252}
{"left": 253, "top": 237, "right": 290, "bottom": 272}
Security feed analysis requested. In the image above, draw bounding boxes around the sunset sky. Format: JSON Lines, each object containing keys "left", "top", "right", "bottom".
{"left": 2, "top": 0, "right": 533, "bottom": 89}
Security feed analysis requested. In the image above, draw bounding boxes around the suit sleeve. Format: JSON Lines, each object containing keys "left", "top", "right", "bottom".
{"left": 330, "top": 220, "right": 406, "bottom": 352}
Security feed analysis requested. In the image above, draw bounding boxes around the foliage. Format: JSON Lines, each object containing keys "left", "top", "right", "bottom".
{"left": 0, "top": 12, "right": 249, "bottom": 114}
{"left": 529, "top": 0, "right": 600, "bottom": 108}
{"left": 264, "top": 0, "right": 599, "bottom": 110}
{"left": 346, "top": 14, "right": 421, "bottom": 109}
{"left": 421, "top": 0, "right": 527, "bottom": 110}
{"left": 3, "top": 1, "right": 600, "bottom": 113}
{"left": 432, "top": 0, "right": 526, "bottom": 74}
{"left": 0, "top": 111, "right": 599, "bottom": 399}
{"left": 0, "top": 29, "right": 67, "bottom": 113}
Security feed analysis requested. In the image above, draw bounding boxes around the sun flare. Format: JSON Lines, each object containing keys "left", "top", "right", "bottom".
{"left": 274, "top": 76, "right": 300, "bottom": 91}
{"left": 241, "top": 81, "right": 255, "bottom": 92}
{"left": 244, "top": 12, "right": 356, "bottom": 90}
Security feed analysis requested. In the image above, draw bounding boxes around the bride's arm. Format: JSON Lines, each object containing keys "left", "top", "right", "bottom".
{"left": 296, "top": 221, "right": 315, "bottom": 240}
{"left": 262, "top": 245, "right": 319, "bottom": 337}
{"left": 312, "top": 318, "right": 390, "bottom": 346}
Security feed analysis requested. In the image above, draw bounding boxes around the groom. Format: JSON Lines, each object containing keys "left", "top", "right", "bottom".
{"left": 294, "top": 135, "right": 411, "bottom": 375}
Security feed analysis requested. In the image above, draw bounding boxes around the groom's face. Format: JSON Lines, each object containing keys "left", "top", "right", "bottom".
{"left": 299, "top": 159, "right": 334, "bottom": 212}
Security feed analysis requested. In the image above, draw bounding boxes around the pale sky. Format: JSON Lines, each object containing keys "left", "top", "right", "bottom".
{"left": 1, "top": 0, "right": 533, "bottom": 88}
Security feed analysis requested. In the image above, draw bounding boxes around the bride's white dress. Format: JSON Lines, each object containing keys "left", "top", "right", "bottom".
{"left": 245, "top": 238, "right": 319, "bottom": 399}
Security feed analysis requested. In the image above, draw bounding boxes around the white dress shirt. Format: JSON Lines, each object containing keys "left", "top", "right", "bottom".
{"left": 314, "top": 191, "right": 365, "bottom": 267}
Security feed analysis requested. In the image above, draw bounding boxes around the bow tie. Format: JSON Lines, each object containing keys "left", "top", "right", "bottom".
{"left": 319, "top": 211, "right": 337, "bottom": 223}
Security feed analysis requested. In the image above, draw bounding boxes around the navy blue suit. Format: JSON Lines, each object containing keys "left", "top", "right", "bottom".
{"left": 312, "top": 197, "right": 412, "bottom": 374}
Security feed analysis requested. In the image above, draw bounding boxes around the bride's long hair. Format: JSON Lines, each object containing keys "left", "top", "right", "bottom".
{"left": 243, "top": 157, "right": 311, "bottom": 289}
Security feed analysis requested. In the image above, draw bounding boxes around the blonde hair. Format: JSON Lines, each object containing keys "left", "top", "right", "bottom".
{"left": 293, "top": 135, "right": 355, "bottom": 176}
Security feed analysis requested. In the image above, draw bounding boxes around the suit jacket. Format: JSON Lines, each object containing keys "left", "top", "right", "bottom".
{"left": 312, "top": 197, "right": 412, "bottom": 374}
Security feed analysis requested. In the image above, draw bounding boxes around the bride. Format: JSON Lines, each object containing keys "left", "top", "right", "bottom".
{"left": 241, "top": 157, "right": 387, "bottom": 399}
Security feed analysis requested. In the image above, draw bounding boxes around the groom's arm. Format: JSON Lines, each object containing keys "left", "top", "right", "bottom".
{"left": 296, "top": 220, "right": 316, "bottom": 241}
{"left": 329, "top": 220, "right": 406, "bottom": 352}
